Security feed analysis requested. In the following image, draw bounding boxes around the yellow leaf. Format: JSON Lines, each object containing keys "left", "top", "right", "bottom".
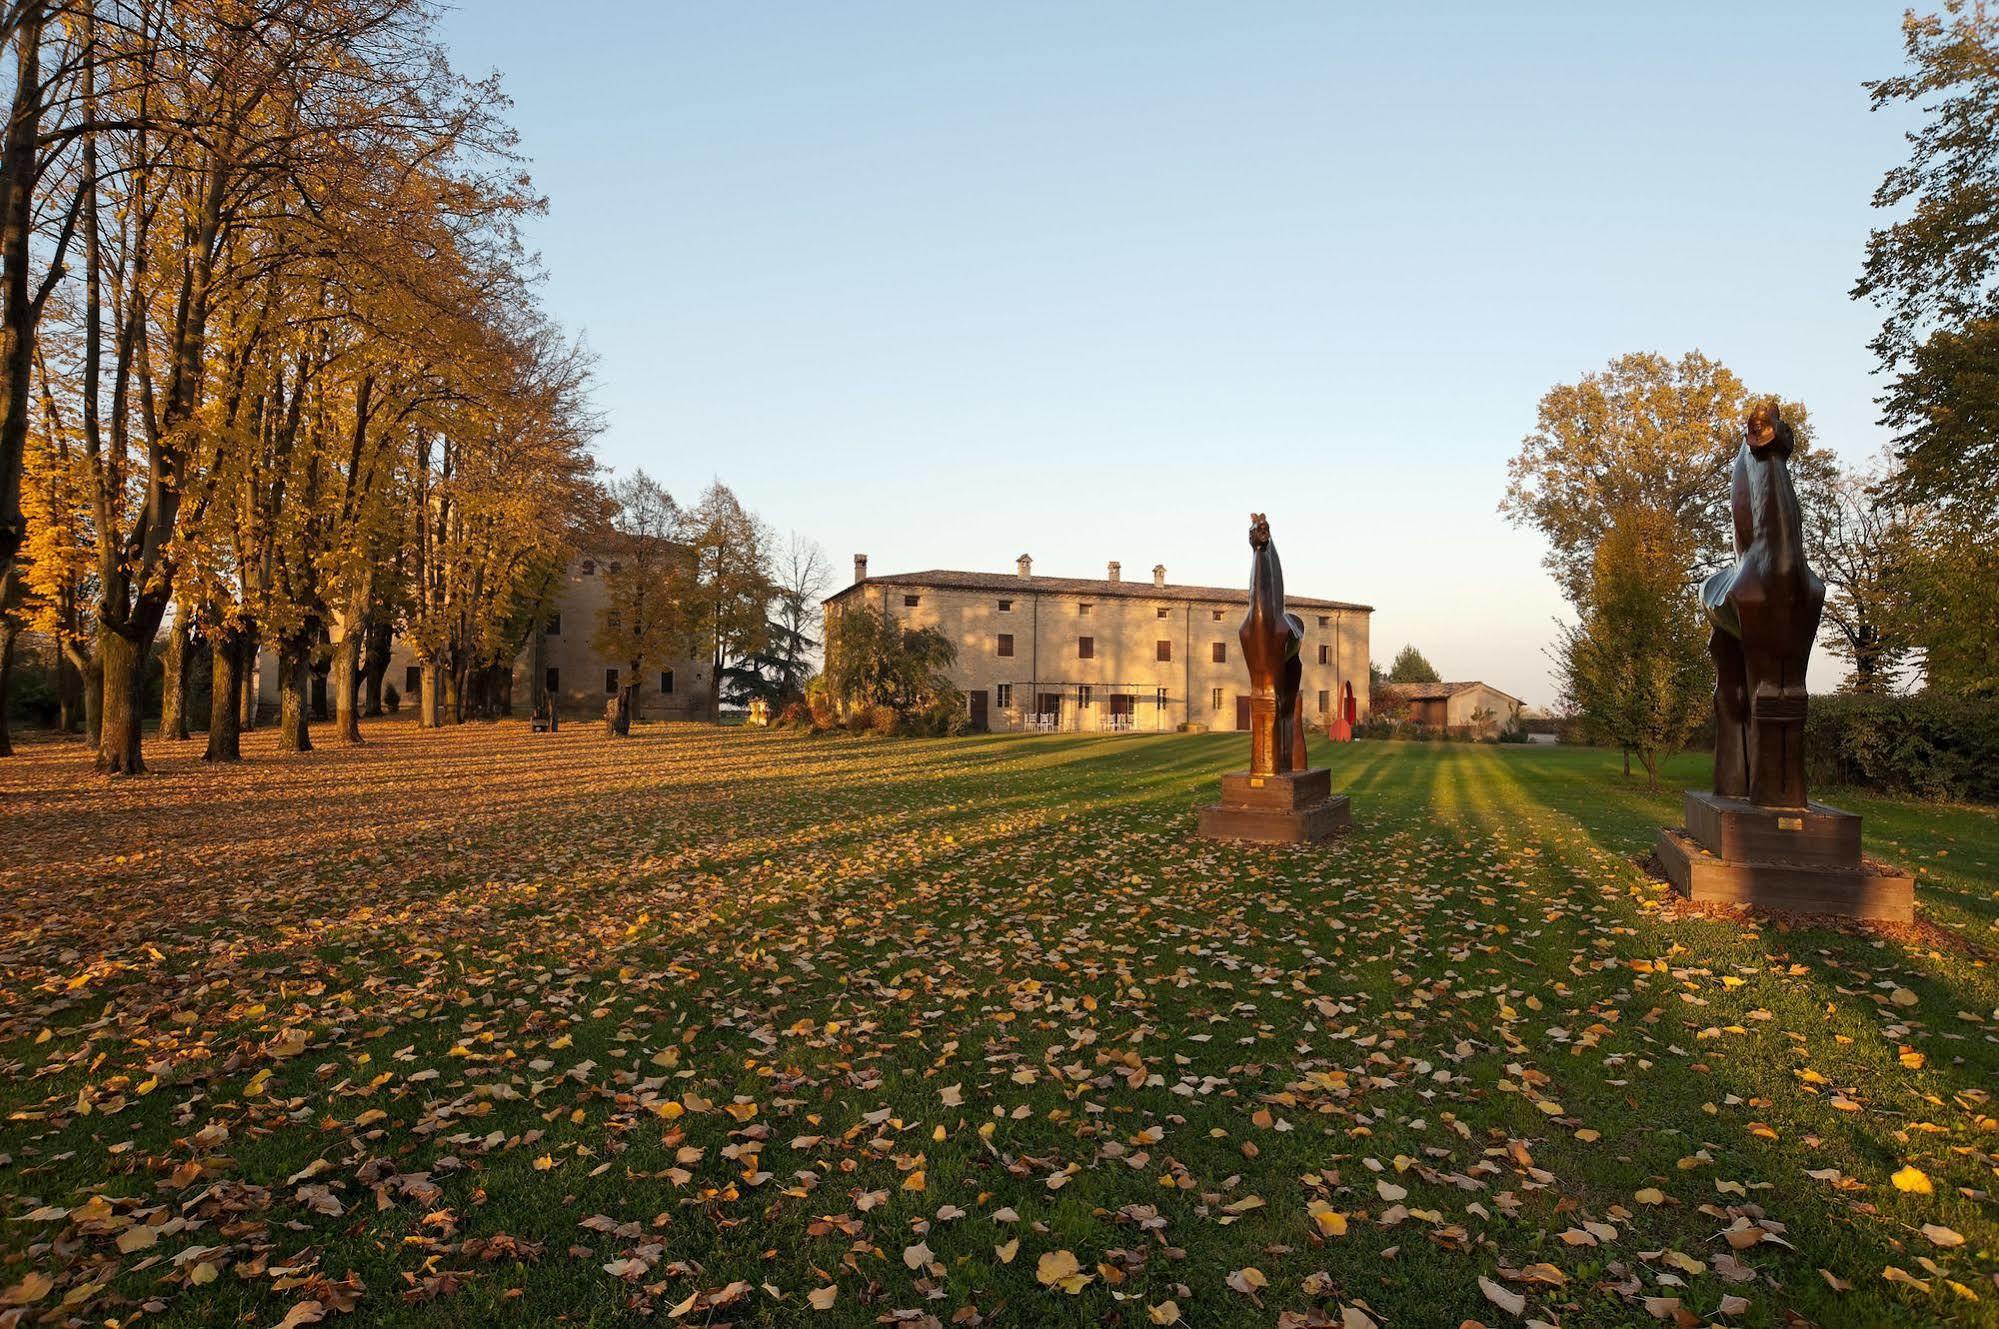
{"left": 901, "top": 1170, "right": 926, "bottom": 1192}
{"left": 995, "top": 1238, "right": 1018, "bottom": 1265}
{"left": 807, "top": 1285, "right": 837, "bottom": 1310}
{"left": 1921, "top": 1224, "right": 1965, "bottom": 1248}
{"left": 1891, "top": 1165, "right": 1933, "bottom": 1194}
{"left": 1634, "top": 1187, "right": 1666, "bottom": 1205}
{"left": 1148, "top": 1300, "right": 1182, "bottom": 1325}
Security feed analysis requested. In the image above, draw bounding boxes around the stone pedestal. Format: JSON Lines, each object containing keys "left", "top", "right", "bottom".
{"left": 1198, "top": 767, "right": 1351, "bottom": 844}
{"left": 1655, "top": 790, "right": 1913, "bottom": 923}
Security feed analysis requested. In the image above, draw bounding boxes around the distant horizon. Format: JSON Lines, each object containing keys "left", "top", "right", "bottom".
{"left": 441, "top": 1, "right": 1919, "bottom": 708}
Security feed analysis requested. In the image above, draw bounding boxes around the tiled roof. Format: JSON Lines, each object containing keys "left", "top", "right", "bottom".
{"left": 1375, "top": 681, "right": 1522, "bottom": 705}
{"left": 827, "top": 568, "right": 1370, "bottom": 613}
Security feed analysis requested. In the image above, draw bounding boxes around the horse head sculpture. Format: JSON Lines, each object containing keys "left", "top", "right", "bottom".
{"left": 1699, "top": 402, "right": 1826, "bottom": 809}
{"left": 1240, "top": 513, "right": 1307, "bottom": 775}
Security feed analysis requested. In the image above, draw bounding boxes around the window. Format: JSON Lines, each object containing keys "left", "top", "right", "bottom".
{"left": 608, "top": 610, "right": 622, "bottom": 630}
{"left": 904, "top": 594, "right": 920, "bottom": 607}
{"left": 608, "top": 561, "right": 622, "bottom": 574}
{"left": 1318, "top": 643, "right": 1330, "bottom": 665}
{"left": 605, "top": 668, "right": 620, "bottom": 694}
{"left": 1078, "top": 636, "right": 1094, "bottom": 659}
{"left": 1318, "top": 615, "right": 1331, "bottom": 628}
{"left": 1078, "top": 603, "right": 1092, "bottom": 616}
{"left": 660, "top": 670, "right": 674, "bottom": 694}
{"left": 1318, "top": 689, "right": 1330, "bottom": 714}
{"left": 997, "top": 633, "right": 1014, "bottom": 658}
{"left": 1212, "top": 642, "right": 1227, "bottom": 663}
{"left": 580, "top": 559, "right": 595, "bottom": 576}
{"left": 545, "top": 667, "right": 560, "bottom": 695}
{"left": 1156, "top": 607, "right": 1169, "bottom": 619}
{"left": 405, "top": 665, "right": 421, "bottom": 694}
{"left": 545, "top": 612, "right": 561, "bottom": 636}
{"left": 998, "top": 599, "right": 1012, "bottom": 612}
{"left": 1156, "top": 640, "right": 1171, "bottom": 662}
{"left": 996, "top": 683, "right": 1013, "bottom": 708}
{"left": 1078, "top": 685, "right": 1093, "bottom": 706}
{"left": 1212, "top": 609, "right": 1224, "bottom": 621}
{"left": 1211, "top": 687, "right": 1224, "bottom": 710}
{"left": 1156, "top": 687, "right": 1168, "bottom": 708}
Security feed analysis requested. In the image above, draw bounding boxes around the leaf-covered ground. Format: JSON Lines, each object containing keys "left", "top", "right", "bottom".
{"left": 2, "top": 723, "right": 1996, "bottom": 1328}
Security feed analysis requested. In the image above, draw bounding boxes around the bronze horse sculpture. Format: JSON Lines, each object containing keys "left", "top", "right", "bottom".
{"left": 1240, "top": 513, "right": 1308, "bottom": 776}
{"left": 1700, "top": 403, "right": 1825, "bottom": 810}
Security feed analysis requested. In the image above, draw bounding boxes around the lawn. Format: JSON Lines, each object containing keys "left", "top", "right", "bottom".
{"left": 1, "top": 723, "right": 1995, "bottom": 1328}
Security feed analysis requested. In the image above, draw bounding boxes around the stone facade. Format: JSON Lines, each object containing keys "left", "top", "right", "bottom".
{"left": 827, "top": 555, "right": 1371, "bottom": 734}
{"left": 255, "top": 552, "right": 712, "bottom": 722}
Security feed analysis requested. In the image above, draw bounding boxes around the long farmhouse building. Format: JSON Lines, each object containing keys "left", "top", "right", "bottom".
{"left": 828, "top": 554, "right": 1371, "bottom": 733}
{"left": 254, "top": 551, "right": 712, "bottom": 722}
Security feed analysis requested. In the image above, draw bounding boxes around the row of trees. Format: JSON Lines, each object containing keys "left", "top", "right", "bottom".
{"left": 0, "top": 0, "right": 605, "bottom": 770}
{"left": 1508, "top": 5, "right": 1999, "bottom": 786}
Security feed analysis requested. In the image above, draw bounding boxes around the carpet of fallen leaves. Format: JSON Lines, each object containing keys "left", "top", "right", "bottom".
{"left": 2, "top": 720, "right": 1996, "bottom": 1329}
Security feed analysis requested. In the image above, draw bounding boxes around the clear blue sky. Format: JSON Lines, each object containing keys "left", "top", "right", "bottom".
{"left": 440, "top": 1, "right": 1915, "bottom": 706}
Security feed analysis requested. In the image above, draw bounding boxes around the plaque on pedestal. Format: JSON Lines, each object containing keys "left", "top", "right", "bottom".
{"left": 1656, "top": 791, "right": 1913, "bottom": 923}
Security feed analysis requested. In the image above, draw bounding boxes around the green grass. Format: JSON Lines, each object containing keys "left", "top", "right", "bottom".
{"left": 1, "top": 725, "right": 1995, "bottom": 1326}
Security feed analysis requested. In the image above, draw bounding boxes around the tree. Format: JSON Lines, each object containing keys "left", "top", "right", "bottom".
{"left": 1555, "top": 513, "right": 1711, "bottom": 791}
{"left": 824, "top": 601, "right": 958, "bottom": 717}
{"left": 1803, "top": 459, "right": 1915, "bottom": 694}
{"left": 722, "top": 532, "right": 826, "bottom": 709}
{"left": 1502, "top": 351, "right": 1828, "bottom": 604}
{"left": 1386, "top": 644, "right": 1441, "bottom": 684}
{"left": 690, "top": 482, "right": 772, "bottom": 720}
{"left": 590, "top": 471, "right": 694, "bottom": 735}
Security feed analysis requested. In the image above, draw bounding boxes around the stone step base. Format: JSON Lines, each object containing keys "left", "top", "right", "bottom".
{"left": 1198, "top": 795, "right": 1351, "bottom": 844}
{"left": 1656, "top": 828, "right": 1914, "bottom": 924}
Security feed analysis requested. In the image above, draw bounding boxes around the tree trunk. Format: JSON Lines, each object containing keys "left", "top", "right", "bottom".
{"left": 0, "top": 613, "right": 14, "bottom": 757}
{"left": 0, "top": 8, "right": 47, "bottom": 590}
{"left": 330, "top": 626, "right": 362, "bottom": 744}
{"left": 1621, "top": 747, "right": 1631, "bottom": 779}
{"left": 160, "top": 613, "right": 192, "bottom": 740}
{"left": 56, "top": 647, "right": 78, "bottom": 731}
{"left": 1640, "top": 747, "right": 1660, "bottom": 794}
{"left": 277, "top": 633, "right": 311, "bottom": 752}
{"left": 65, "top": 639, "right": 99, "bottom": 745}
{"left": 205, "top": 629, "right": 242, "bottom": 762}
{"left": 96, "top": 626, "right": 145, "bottom": 774}
{"left": 239, "top": 630, "right": 259, "bottom": 730}
{"left": 419, "top": 662, "right": 441, "bottom": 727}
{"left": 361, "top": 616, "right": 391, "bottom": 716}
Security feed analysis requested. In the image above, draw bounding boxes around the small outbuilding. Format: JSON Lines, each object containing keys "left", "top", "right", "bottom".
{"left": 1373, "top": 681, "right": 1523, "bottom": 739}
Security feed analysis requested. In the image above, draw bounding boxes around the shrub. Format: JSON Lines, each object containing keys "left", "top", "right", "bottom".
{"left": 867, "top": 703, "right": 900, "bottom": 736}
{"left": 1806, "top": 693, "right": 1999, "bottom": 803}
{"left": 776, "top": 700, "right": 810, "bottom": 728}
{"left": 384, "top": 682, "right": 401, "bottom": 714}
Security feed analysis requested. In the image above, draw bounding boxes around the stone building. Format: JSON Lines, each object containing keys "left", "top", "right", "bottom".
{"left": 255, "top": 551, "right": 712, "bottom": 722}
{"left": 826, "top": 554, "right": 1371, "bottom": 733}
{"left": 1372, "top": 680, "right": 1522, "bottom": 738}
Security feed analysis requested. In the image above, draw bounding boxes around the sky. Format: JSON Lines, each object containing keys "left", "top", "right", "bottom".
{"left": 438, "top": 1, "right": 1919, "bottom": 707}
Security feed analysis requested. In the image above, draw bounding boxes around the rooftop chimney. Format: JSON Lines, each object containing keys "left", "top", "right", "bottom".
{"left": 1152, "top": 563, "right": 1167, "bottom": 589}
{"left": 1017, "top": 553, "right": 1033, "bottom": 579}
{"left": 853, "top": 554, "right": 868, "bottom": 584}
{"left": 1107, "top": 560, "right": 1121, "bottom": 583}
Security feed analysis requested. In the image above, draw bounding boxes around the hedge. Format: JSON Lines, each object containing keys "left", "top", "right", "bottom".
{"left": 1805, "top": 693, "right": 1999, "bottom": 804}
